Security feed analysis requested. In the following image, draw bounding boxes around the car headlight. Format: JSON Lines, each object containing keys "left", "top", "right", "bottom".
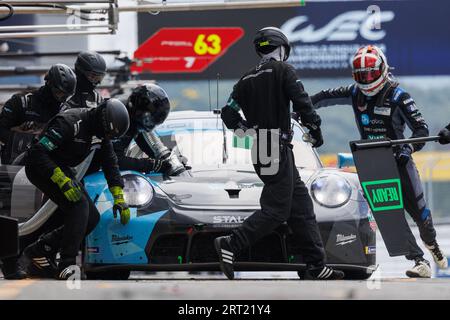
{"left": 311, "top": 175, "right": 352, "bottom": 208}
{"left": 122, "top": 174, "right": 154, "bottom": 208}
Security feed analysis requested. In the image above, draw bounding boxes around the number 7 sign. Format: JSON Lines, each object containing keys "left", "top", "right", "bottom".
{"left": 131, "top": 27, "right": 244, "bottom": 74}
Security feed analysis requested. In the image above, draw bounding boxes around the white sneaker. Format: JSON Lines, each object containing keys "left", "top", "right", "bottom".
{"left": 424, "top": 241, "right": 448, "bottom": 269}
{"left": 406, "top": 260, "right": 431, "bottom": 278}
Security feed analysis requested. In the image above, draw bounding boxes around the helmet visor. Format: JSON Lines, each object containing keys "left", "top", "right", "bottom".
{"left": 353, "top": 68, "right": 382, "bottom": 85}
{"left": 135, "top": 111, "right": 157, "bottom": 132}
{"left": 85, "top": 71, "right": 105, "bottom": 85}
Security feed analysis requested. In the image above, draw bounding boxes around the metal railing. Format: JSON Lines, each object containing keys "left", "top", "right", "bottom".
{"left": 0, "top": 0, "right": 302, "bottom": 38}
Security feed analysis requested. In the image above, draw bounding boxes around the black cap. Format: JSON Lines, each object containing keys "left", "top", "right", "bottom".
{"left": 44, "top": 63, "right": 77, "bottom": 103}
{"left": 253, "top": 27, "right": 291, "bottom": 60}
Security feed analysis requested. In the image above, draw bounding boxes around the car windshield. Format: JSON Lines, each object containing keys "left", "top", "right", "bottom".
{"left": 152, "top": 116, "right": 322, "bottom": 170}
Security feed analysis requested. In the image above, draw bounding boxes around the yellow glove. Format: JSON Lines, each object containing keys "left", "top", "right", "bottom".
{"left": 50, "top": 167, "right": 82, "bottom": 202}
{"left": 110, "top": 186, "right": 131, "bottom": 225}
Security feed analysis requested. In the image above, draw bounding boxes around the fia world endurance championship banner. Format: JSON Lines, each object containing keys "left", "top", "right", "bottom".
{"left": 137, "top": 0, "right": 450, "bottom": 79}
{"left": 280, "top": 0, "right": 450, "bottom": 77}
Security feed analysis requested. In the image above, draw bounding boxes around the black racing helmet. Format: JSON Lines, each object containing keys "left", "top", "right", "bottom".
{"left": 128, "top": 83, "right": 170, "bottom": 132}
{"left": 75, "top": 51, "right": 106, "bottom": 86}
{"left": 44, "top": 64, "right": 77, "bottom": 103}
{"left": 98, "top": 98, "right": 130, "bottom": 139}
{"left": 253, "top": 27, "right": 291, "bottom": 60}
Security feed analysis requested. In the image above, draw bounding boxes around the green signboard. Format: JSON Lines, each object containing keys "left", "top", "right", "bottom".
{"left": 361, "top": 178, "right": 404, "bottom": 212}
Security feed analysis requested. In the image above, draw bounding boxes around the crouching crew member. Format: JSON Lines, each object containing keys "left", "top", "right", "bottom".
{"left": 23, "top": 99, "right": 131, "bottom": 280}
{"left": 0, "top": 64, "right": 76, "bottom": 280}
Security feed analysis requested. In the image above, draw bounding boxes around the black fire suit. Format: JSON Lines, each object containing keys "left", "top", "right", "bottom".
{"left": 0, "top": 86, "right": 62, "bottom": 165}
{"left": 24, "top": 108, "right": 124, "bottom": 259}
{"left": 63, "top": 78, "right": 103, "bottom": 110}
{"left": 0, "top": 86, "right": 63, "bottom": 277}
{"left": 221, "top": 58, "right": 326, "bottom": 266}
{"left": 312, "top": 83, "right": 435, "bottom": 260}
{"left": 86, "top": 122, "right": 157, "bottom": 175}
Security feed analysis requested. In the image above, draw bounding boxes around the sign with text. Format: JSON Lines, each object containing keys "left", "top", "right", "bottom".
{"left": 138, "top": 0, "right": 450, "bottom": 78}
{"left": 351, "top": 140, "right": 410, "bottom": 257}
{"left": 132, "top": 27, "right": 244, "bottom": 73}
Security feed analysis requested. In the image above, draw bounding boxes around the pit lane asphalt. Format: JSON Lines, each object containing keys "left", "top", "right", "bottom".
{"left": 2, "top": 277, "right": 450, "bottom": 300}
{"left": 2, "top": 225, "right": 450, "bottom": 300}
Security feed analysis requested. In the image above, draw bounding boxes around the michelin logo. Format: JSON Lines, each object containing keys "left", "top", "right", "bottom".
{"left": 281, "top": 10, "right": 395, "bottom": 43}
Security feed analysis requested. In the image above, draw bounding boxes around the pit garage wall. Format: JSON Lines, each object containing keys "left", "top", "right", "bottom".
{"left": 137, "top": 0, "right": 450, "bottom": 79}
{"left": 0, "top": 14, "right": 38, "bottom": 85}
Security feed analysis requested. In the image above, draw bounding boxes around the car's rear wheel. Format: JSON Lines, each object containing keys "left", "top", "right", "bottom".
{"left": 85, "top": 270, "right": 131, "bottom": 280}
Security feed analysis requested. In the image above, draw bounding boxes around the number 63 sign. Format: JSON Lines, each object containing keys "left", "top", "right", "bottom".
{"left": 132, "top": 27, "right": 244, "bottom": 74}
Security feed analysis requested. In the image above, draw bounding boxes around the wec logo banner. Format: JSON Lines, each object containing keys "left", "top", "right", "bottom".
{"left": 281, "top": 9, "right": 394, "bottom": 72}
{"left": 281, "top": 10, "right": 395, "bottom": 43}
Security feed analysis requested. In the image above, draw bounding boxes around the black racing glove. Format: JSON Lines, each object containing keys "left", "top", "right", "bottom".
{"left": 438, "top": 126, "right": 450, "bottom": 145}
{"left": 144, "top": 158, "right": 172, "bottom": 174}
{"left": 395, "top": 144, "right": 413, "bottom": 166}
{"left": 301, "top": 112, "right": 322, "bottom": 131}
{"left": 177, "top": 154, "right": 191, "bottom": 171}
{"left": 309, "top": 128, "right": 324, "bottom": 148}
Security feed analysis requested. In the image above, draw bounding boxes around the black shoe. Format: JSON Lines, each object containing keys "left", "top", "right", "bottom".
{"left": 1, "top": 261, "right": 28, "bottom": 280}
{"left": 214, "top": 236, "right": 235, "bottom": 280}
{"left": 303, "top": 265, "right": 345, "bottom": 280}
{"left": 23, "top": 240, "right": 57, "bottom": 278}
{"left": 55, "top": 258, "right": 78, "bottom": 280}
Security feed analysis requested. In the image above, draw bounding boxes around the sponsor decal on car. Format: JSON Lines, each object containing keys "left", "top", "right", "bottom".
{"left": 365, "top": 246, "right": 376, "bottom": 255}
{"left": 111, "top": 234, "right": 133, "bottom": 244}
{"left": 213, "top": 215, "right": 247, "bottom": 224}
{"left": 87, "top": 247, "right": 100, "bottom": 254}
{"left": 336, "top": 234, "right": 357, "bottom": 246}
{"left": 361, "top": 179, "right": 404, "bottom": 212}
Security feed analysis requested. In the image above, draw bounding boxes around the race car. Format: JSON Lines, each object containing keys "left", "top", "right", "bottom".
{"left": 82, "top": 110, "right": 377, "bottom": 280}
{"left": 1, "top": 110, "right": 376, "bottom": 280}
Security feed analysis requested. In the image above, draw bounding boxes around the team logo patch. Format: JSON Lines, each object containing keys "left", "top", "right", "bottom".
{"left": 374, "top": 106, "right": 391, "bottom": 116}
{"left": 407, "top": 104, "right": 418, "bottom": 112}
{"left": 403, "top": 98, "right": 414, "bottom": 105}
{"left": 361, "top": 114, "right": 370, "bottom": 126}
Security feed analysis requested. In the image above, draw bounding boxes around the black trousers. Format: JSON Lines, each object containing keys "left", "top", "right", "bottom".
{"left": 400, "top": 159, "right": 437, "bottom": 260}
{"left": 25, "top": 165, "right": 99, "bottom": 260}
{"left": 231, "top": 144, "right": 326, "bottom": 266}
{"left": 1, "top": 210, "right": 63, "bottom": 273}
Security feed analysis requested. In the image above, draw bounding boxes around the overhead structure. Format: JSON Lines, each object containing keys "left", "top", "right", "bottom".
{"left": 0, "top": 0, "right": 302, "bottom": 38}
